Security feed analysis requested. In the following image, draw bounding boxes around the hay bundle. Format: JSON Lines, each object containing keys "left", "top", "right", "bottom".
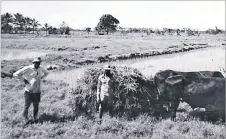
{"left": 68, "top": 66, "right": 159, "bottom": 119}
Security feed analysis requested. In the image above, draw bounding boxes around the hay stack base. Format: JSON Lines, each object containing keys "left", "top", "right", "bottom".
{"left": 68, "top": 66, "right": 159, "bottom": 119}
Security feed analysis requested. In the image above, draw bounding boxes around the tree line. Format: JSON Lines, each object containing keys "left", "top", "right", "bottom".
{"left": 1, "top": 12, "right": 120, "bottom": 35}
{"left": 1, "top": 12, "right": 224, "bottom": 35}
{"left": 1, "top": 12, "right": 71, "bottom": 35}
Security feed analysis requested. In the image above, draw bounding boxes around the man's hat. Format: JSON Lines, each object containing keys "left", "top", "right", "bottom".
{"left": 103, "top": 64, "right": 112, "bottom": 70}
{"left": 32, "top": 57, "right": 42, "bottom": 63}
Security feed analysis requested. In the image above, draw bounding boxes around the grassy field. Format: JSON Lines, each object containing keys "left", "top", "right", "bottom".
{"left": 1, "top": 33, "right": 225, "bottom": 138}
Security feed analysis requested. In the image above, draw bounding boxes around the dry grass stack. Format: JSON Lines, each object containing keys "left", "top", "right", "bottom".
{"left": 68, "top": 66, "right": 159, "bottom": 119}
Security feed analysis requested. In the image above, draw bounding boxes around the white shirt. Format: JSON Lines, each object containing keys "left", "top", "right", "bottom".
{"left": 97, "top": 74, "right": 114, "bottom": 100}
{"left": 13, "top": 64, "right": 49, "bottom": 93}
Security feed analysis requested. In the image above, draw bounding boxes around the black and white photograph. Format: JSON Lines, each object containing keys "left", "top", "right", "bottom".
{"left": 1, "top": 1, "right": 225, "bottom": 138}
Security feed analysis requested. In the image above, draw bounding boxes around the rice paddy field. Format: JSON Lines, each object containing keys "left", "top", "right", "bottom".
{"left": 1, "top": 33, "right": 225, "bottom": 139}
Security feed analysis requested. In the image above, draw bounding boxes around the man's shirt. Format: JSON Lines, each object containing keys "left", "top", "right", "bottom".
{"left": 13, "top": 64, "right": 49, "bottom": 93}
{"left": 97, "top": 74, "right": 114, "bottom": 100}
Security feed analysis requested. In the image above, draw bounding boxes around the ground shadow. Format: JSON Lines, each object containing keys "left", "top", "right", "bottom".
{"left": 189, "top": 111, "right": 225, "bottom": 124}
{"left": 37, "top": 113, "right": 75, "bottom": 124}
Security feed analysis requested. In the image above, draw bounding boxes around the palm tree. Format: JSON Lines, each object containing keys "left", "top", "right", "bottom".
{"left": 31, "top": 18, "right": 41, "bottom": 34}
{"left": 1, "top": 12, "right": 13, "bottom": 33}
{"left": 44, "top": 23, "right": 49, "bottom": 35}
{"left": 24, "top": 17, "right": 32, "bottom": 34}
{"left": 13, "top": 13, "right": 25, "bottom": 33}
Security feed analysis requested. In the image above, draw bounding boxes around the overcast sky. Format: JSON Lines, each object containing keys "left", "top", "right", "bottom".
{"left": 1, "top": 1, "right": 225, "bottom": 30}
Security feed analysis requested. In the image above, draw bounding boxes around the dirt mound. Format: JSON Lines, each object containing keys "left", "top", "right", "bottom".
{"left": 97, "top": 43, "right": 211, "bottom": 63}
{"left": 68, "top": 66, "right": 159, "bottom": 119}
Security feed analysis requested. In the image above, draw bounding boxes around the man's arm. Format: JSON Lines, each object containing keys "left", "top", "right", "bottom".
{"left": 41, "top": 67, "right": 49, "bottom": 79}
{"left": 13, "top": 67, "right": 29, "bottom": 84}
{"left": 13, "top": 67, "right": 27, "bottom": 80}
{"left": 96, "top": 76, "right": 102, "bottom": 102}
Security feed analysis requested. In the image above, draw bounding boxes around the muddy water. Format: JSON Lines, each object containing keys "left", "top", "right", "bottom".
{"left": 46, "top": 67, "right": 86, "bottom": 89}
{"left": 1, "top": 48, "right": 49, "bottom": 60}
{"left": 47, "top": 46, "right": 225, "bottom": 89}
{"left": 129, "top": 46, "right": 225, "bottom": 77}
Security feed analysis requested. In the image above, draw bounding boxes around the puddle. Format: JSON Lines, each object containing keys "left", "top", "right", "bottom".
{"left": 1, "top": 48, "right": 49, "bottom": 60}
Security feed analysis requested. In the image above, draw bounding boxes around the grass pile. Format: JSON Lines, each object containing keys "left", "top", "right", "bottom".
{"left": 68, "top": 65, "right": 159, "bottom": 119}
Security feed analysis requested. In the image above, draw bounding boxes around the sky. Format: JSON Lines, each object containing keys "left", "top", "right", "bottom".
{"left": 1, "top": 1, "right": 225, "bottom": 30}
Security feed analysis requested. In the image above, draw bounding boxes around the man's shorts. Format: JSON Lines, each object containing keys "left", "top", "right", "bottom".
{"left": 24, "top": 91, "right": 41, "bottom": 103}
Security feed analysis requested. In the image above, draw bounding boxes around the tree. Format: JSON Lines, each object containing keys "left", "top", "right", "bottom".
{"left": 1, "top": 12, "right": 42, "bottom": 34}
{"left": 85, "top": 27, "right": 91, "bottom": 34}
{"left": 59, "top": 21, "right": 67, "bottom": 34}
{"left": 163, "top": 28, "right": 173, "bottom": 35}
{"left": 13, "top": 13, "right": 25, "bottom": 33}
{"left": 215, "top": 26, "right": 222, "bottom": 34}
{"left": 48, "top": 27, "right": 58, "bottom": 34}
{"left": 186, "top": 28, "right": 195, "bottom": 36}
{"left": 132, "top": 28, "right": 139, "bottom": 33}
{"left": 176, "top": 29, "right": 181, "bottom": 36}
{"left": 31, "top": 18, "right": 41, "bottom": 34}
{"left": 44, "top": 23, "right": 49, "bottom": 35}
{"left": 95, "top": 14, "right": 119, "bottom": 35}
{"left": 24, "top": 17, "right": 32, "bottom": 34}
{"left": 1, "top": 12, "right": 13, "bottom": 34}
{"left": 65, "top": 26, "right": 70, "bottom": 35}
{"left": 59, "top": 21, "right": 70, "bottom": 35}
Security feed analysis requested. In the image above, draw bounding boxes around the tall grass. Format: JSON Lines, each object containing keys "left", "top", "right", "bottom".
{"left": 2, "top": 113, "right": 225, "bottom": 139}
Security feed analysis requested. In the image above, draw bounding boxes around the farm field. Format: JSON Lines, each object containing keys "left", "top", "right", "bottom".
{"left": 1, "top": 33, "right": 225, "bottom": 71}
{"left": 1, "top": 33, "right": 226, "bottom": 139}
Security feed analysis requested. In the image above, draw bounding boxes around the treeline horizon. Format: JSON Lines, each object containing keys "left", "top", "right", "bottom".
{"left": 1, "top": 12, "right": 225, "bottom": 35}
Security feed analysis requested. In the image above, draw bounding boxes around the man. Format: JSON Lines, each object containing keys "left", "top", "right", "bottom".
{"left": 96, "top": 64, "right": 115, "bottom": 119}
{"left": 13, "top": 57, "right": 49, "bottom": 123}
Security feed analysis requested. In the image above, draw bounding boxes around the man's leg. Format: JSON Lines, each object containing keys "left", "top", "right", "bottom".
{"left": 33, "top": 102, "right": 39, "bottom": 121}
{"left": 99, "top": 96, "right": 107, "bottom": 119}
{"left": 107, "top": 96, "right": 114, "bottom": 118}
{"left": 33, "top": 93, "right": 41, "bottom": 122}
{"left": 108, "top": 106, "right": 113, "bottom": 118}
{"left": 23, "top": 91, "right": 31, "bottom": 122}
{"left": 99, "top": 102, "right": 103, "bottom": 119}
